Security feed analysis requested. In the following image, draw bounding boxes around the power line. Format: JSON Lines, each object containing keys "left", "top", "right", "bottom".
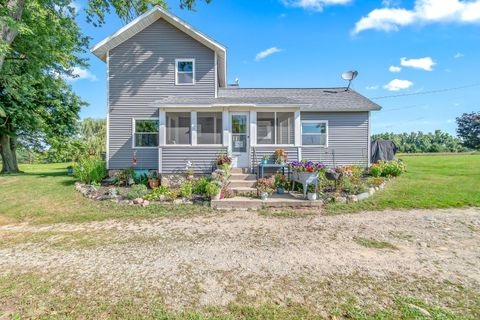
{"left": 371, "top": 83, "right": 480, "bottom": 100}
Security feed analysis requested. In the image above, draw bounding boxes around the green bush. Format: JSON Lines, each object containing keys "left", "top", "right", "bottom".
{"left": 192, "top": 177, "right": 210, "bottom": 194}
{"left": 369, "top": 160, "right": 407, "bottom": 178}
{"left": 144, "top": 185, "right": 173, "bottom": 201}
{"left": 179, "top": 181, "right": 193, "bottom": 198}
{"left": 73, "top": 157, "right": 107, "bottom": 184}
{"left": 205, "top": 182, "right": 221, "bottom": 197}
{"left": 114, "top": 167, "right": 134, "bottom": 186}
{"left": 127, "top": 184, "right": 148, "bottom": 200}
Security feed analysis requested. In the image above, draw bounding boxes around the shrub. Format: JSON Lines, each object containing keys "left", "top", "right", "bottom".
{"left": 369, "top": 163, "right": 383, "bottom": 177}
{"left": 179, "top": 181, "right": 193, "bottom": 198}
{"left": 381, "top": 160, "right": 406, "bottom": 177}
{"left": 205, "top": 182, "right": 221, "bottom": 197}
{"left": 127, "top": 184, "right": 148, "bottom": 200}
{"left": 193, "top": 177, "right": 210, "bottom": 194}
{"left": 114, "top": 167, "right": 135, "bottom": 186}
{"left": 134, "top": 173, "right": 149, "bottom": 187}
{"left": 144, "top": 186, "right": 173, "bottom": 201}
{"left": 73, "top": 157, "right": 107, "bottom": 184}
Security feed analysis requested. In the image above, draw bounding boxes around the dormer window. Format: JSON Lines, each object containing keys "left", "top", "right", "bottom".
{"left": 175, "top": 59, "right": 195, "bottom": 85}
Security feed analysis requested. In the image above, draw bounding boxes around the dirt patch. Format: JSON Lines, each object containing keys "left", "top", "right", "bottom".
{"left": 1, "top": 208, "right": 479, "bottom": 310}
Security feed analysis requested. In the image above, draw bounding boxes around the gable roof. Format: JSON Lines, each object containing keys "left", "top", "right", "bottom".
{"left": 156, "top": 87, "right": 382, "bottom": 111}
{"left": 90, "top": 6, "right": 227, "bottom": 87}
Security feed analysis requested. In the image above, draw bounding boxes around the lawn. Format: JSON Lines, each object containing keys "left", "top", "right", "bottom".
{"left": 0, "top": 154, "right": 479, "bottom": 224}
{"left": 325, "top": 154, "right": 480, "bottom": 214}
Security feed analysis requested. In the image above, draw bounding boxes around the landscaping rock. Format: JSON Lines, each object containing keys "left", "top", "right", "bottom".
{"left": 357, "top": 192, "right": 370, "bottom": 201}
{"left": 379, "top": 183, "right": 385, "bottom": 190}
{"left": 335, "top": 196, "right": 347, "bottom": 204}
{"left": 142, "top": 200, "right": 150, "bottom": 207}
{"left": 369, "top": 187, "right": 376, "bottom": 195}
{"left": 133, "top": 198, "right": 144, "bottom": 205}
{"left": 347, "top": 195, "right": 358, "bottom": 203}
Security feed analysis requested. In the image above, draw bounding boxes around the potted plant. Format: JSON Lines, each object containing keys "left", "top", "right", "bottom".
{"left": 274, "top": 149, "right": 288, "bottom": 164}
{"left": 216, "top": 153, "right": 232, "bottom": 175}
{"left": 67, "top": 165, "right": 73, "bottom": 176}
{"left": 148, "top": 171, "right": 160, "bottom": 189}
{"left": 255, "top": 178, "right": 274, "bottom": 200}
{"left": 206, "top": 182, "right": 222, "bottom": 201}
{"left": 274, "top": 174, "right": 288, "bottom": 194}
{"left": 261, "top": 155, "right": 270, "bottom": 165}
{"left": 306, "top": 184, "right": 319, "bottom": 201}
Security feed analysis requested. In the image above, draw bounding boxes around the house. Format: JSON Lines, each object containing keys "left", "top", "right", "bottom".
{"left": 91, "top": 6, "right": 381, "bottom": 176}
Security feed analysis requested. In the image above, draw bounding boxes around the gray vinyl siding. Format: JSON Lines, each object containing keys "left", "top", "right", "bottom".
{"left": 301, "top": 112, "right": 369, "bottom": 167}
{"left": 162, "top": 147, "right": 227, "bottom": 174}
{"left": 108, "top": 17, "right": 216, "bottom": 170}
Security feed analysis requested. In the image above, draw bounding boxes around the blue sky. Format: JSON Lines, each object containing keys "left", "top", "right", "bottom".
{"left": 71, "top": 0, "right": 480, "bottom": 135}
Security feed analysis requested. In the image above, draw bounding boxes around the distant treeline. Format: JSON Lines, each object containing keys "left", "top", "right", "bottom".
{"left": 372, "top": 130, "right": 469, "bottom": 153}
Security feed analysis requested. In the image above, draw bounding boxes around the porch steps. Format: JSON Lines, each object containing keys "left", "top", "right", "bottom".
{"left": 229, "top": 171, "right": 257, "bottom": 194}
{"left": 230, "top": 173, "right": 256, "bottom": 181}
{"left": 232, "top": 187, "right": 257, "bottom": 195}
{"left": 230, "top": 168, "right": 251, "bottom": 174}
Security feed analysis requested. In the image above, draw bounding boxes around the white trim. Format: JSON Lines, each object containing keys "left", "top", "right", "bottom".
{"left": 106, "top": 51, "right": 110, "bottom": 170}
{"left": 157, "top": 104, "right": 307, "bottom": 109}
{"left": 230, "top": 111, "right": 250, "bottom": 168}
{"left": 368, "top": 111, "right": 371, "bottom": 166}
{"left": 294, "top": 111, "right": 301, "bottom": 147}
{"left": 222, "top": 110, "right": 229, "bottom": 148}
{"left": 250, "top": 111, "right": 257, "bottom": 147}
{"left": 300, "top": 120, "right": 329, "bottom": 148}
{"left": 254, "top": 144, "right": 296, "bottom": 148}
{"left": 297, "top": 147, "right": 302, "bottom": 161}
{"left": 175, "top": 58, "right": 195, "bottom": 86}
{"left": 214, "top": 52, "right": 218, "bottom": 97}
{"left": 132, "top": 118, "right": 160, "bottom": 149}
{"left": 191, "top": 111, "right": 197, "bottom": 146}
{"left": 159, "top": 109, "right": 166, "bottom": 146}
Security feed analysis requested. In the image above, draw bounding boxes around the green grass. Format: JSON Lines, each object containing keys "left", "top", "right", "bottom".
{"left": 325, "top": 154, "right": 480, "bottom": 214}
{"left": 0, "top": 163, "right": 213, "bottom": 225}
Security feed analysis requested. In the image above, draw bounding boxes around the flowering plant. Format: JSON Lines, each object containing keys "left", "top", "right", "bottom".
{"left": 307, "top": 184, "right": 321, "bottom": 194}
{"left": 289, "top": 160, "right": 326, "bottom": 173}
{"left": 216, "top": 154, "right": 232, "bottom": 166}
{"left": 255, "top": 178, "right": 275, "bottom": 194}
{"left": 273, "top": 174, "right": 289, "bottom": 189}
{"left": 274, "top": 149, "right": 288, "bottom": 164}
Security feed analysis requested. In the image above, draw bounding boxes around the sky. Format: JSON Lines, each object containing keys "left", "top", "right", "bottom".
{"left": 70, "top": 0, "right": 480, "bottom": 135}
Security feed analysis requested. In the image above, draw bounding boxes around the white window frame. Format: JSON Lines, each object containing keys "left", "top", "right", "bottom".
{"left": 175, "top": 58, "right": 195, "bottom": 86}
{"left": 301, "top": 120, "right": 328, "bottom": 147}
{"left": 256, "top": 111, "right": 295, "bottom": 147}
{"left": 166, "top": 112, "right": 192, "bottom": 146}
{"left": 132, "top": 118, "right": 159, "bottom": 149}
{"left": 196, "top": 111, "right": 224, "bottom": 146}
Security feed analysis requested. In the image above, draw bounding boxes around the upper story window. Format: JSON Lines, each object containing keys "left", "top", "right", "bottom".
{"left": 134, "top": 119, "right": 159, "bottom": 148}
{"left": 175, "top": 59, "right": 195, "bottom": 85}
{"left": 301, "top": 120, "right": 328, "bottom": 146}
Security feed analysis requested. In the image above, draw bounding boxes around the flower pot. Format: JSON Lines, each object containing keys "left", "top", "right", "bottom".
{"left": 261, "top": 159, "right": 268, "bottom": 165}
{"left": 307, "top": 192, "right": 317, "bottom": 201}
{"left": 260, "top": 192, "right": 269, "bottom": 201}
{"left": 67, "top": 166, "right": 73, "bottom": 175}
{"left": 211, "top": 193, "right": 221, "bottom": 201}
{"left": 277, "top": 187, "right": 285, "bottom": 194}
{"left": 148, "top": 178, "right": 159, "bottom": 189}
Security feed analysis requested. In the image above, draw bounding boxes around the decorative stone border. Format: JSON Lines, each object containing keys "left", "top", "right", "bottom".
{"left": 328, "top": 179, "right": 391, "bottom": 204}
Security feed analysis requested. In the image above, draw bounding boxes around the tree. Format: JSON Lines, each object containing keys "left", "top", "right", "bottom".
{"left": 0, "top": 0, "right": 209, "bottom": 173}
{"left": 456, "top": 112, "right": 480, "bottom": 150}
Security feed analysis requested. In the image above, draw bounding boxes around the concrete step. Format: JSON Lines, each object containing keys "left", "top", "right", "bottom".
{"left": 230, "top": 173, "right": 257, "bottom": 181}
{"left": 229, "top": 180, "right": 256, "bottom": 188}
{"left": 211, "top": 195, "right": 323, "bottom": 210}
{"left": 230, "top": 168, "right": 250, "bottom": 174}
{"left": 232, "top": 187, "right": 256, "bottom": 195}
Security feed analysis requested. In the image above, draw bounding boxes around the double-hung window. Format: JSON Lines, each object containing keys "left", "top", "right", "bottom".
{"left": 166, "top": 112, "right": 191, "bottom": 145}
{"left": 301, "top": 120, "right": 328, "bottom": 146}
{"left": 134, "top": 119, "right": 159, "bottom": 148}
{"left": 175, "top": 59, "right": 195, "bottom": 85}
{"left": 257, "top": 112, "right": 294, "bottom": 145}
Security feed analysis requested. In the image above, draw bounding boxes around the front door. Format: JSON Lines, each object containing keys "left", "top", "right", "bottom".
{"left": 231, "top": 112, "right": 249, "bottom": 168}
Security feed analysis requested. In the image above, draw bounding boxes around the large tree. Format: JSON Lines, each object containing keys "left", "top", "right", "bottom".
{"left": 0, "top": 0, "right": 209, "bottom": 173}
{"left": 456, "top": 112, "right": 480, "bottom": 150}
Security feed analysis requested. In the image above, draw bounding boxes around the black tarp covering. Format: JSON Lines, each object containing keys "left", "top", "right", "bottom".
{"left": 371, "top": 140, "right": 398, "bottom": 163}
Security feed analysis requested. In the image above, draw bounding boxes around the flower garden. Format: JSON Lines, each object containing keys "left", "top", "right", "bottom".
{"left": 73, "top": 149, "right": 407, "bottom": 207}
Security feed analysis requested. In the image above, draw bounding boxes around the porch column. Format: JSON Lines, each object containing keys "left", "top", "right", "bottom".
{"left": 191, "top": 111, "right": 197, "bottom": 146}
{"left": 250, "top": 110, "right": 257, "bottom": 147}
{"left": 294, "top": 110, "right": 301, "bottom": 147}
{"left": 222, "top": 109, "right": 230, "bottom": 152}
{"left": 159, "top": 109, "right": 166, "bottom": 146}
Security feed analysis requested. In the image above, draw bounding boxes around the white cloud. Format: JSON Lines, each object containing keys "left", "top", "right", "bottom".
{"left": 383, "top": 79, "right": 413, "bottom": 91}
{"left": 389, "top": 65, "right": 402, "bottom": 72}
{"left": 454, "top": 52, "right": 464, "bottom": 58}
{"left": 255, "top": 47, "right": 283, "bottom": 61}
{"left": 67, "top": 67, "right": 98, "bottom": 82}
{"left": 400, "top": 57, "right": 436, "bottom": 71}
{"left": 353, "top": 0, "right": 480, "bottom": 34}
{"left": 281, "top": 0, "right": 351, "bottom": 11}
{"left": 366, "top": 85, "right": 379, "bottom": 90}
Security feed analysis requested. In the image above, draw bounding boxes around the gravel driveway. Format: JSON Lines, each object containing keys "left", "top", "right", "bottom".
{"left": 1, "top": 208, "right": 479, "bottom": 310}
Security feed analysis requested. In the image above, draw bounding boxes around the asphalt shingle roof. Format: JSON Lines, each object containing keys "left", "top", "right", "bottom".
{"left": 156, "top": 87, "right": 381, "bottom": 111}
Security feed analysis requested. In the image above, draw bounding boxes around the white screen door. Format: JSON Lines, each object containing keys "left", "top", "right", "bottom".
{"left": 231, "top": 112, "right": 249, "bottom": 168}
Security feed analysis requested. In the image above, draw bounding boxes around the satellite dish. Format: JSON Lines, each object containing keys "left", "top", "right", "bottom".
{"left": 341, "top": 71, "right": 358, "bottom": 91}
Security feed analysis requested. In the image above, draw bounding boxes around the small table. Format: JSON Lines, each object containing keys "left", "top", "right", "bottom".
{"left": 258, "top": 163, "right": 290, "bottom": 179}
